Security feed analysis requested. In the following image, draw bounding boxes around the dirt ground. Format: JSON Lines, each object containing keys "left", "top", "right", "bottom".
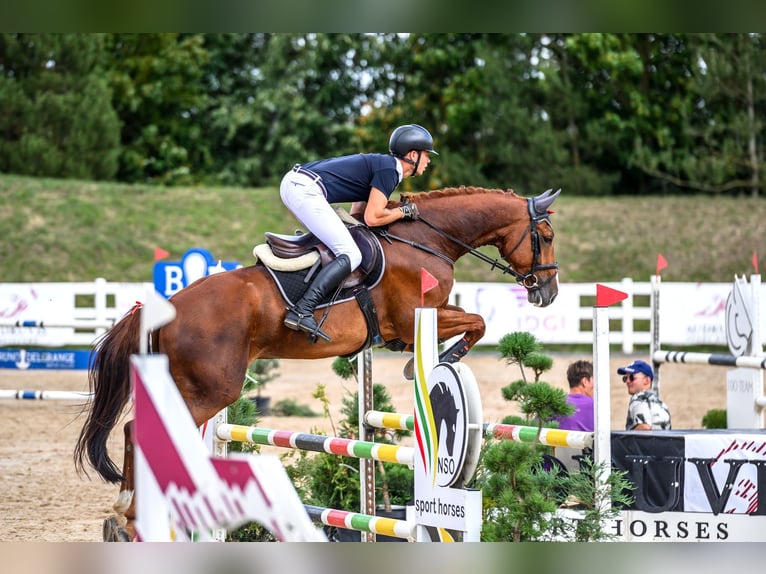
{"left": 0, "top": 351, "right": 733, "bottom": 542}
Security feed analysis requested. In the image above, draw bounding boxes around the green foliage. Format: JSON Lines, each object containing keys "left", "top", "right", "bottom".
{"left": 563, "top": 457, "right": 635, "bottom": 542}
{"left": 475, "top": 439, "right": 565, "bottom": 542}
{"left": 0, "top": 34, "right": 121, "bottom": 180}
{"left": 270, "top": 398, "right": 319, "bottom": 418}
{"left": 3, "top": 33, "right": 766, "bottom": 196}
{"left": 701, "top": 408, "right": 728, "bottom": 429}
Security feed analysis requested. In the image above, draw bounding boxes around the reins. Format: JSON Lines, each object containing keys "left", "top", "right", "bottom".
{"left": 377, "top": 198, "right": 558, "bottom": 288}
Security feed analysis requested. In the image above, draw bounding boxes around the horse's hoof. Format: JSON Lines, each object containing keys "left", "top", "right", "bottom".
{"left": 403, "top": 358, "right": 414, "bottom": 380}
{"left": 102, "top": 515, "right": 133, "bottom": 542}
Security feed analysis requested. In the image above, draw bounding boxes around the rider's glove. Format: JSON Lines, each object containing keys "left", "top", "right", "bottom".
{"left": 399, "top": 203, "right": 420, "bottom": 220}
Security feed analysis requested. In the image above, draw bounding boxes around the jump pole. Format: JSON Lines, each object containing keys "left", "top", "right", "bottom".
{"left": 364, "top": 411, "right": 593, "bottom": 450}
{"left": 215, "top": 425, "right": 414, "bottom": 465}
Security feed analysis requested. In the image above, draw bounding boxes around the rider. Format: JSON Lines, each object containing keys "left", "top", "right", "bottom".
{"left": 280, "top": 124, "right": 438, "bottom": 343}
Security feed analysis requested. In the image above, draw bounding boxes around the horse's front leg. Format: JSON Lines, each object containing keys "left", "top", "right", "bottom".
{"left": 402, "top": 305, "right": 485, "bottom": 379}
{"left": 434, "top": 304, "right": 486, "bottom": 363}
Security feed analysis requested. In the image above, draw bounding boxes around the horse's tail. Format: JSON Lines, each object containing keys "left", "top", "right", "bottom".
{"left": 74, "top": 306, "right": 142, "bottom": 484}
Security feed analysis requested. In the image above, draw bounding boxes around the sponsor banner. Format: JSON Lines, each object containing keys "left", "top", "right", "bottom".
{"left": 0, "top": 348, "right": 93, "bottom": 370}
{"left": 683, "top": 432, "right": 766, "bottom": 514}
{"left": 610, "top": 511, "right": 766, "bottom": 542}
{"left": 612, "top": 430, "right": 766, "bottom": 516}
{"left": 153, "top": 248, "right": 241, "bottom": 299}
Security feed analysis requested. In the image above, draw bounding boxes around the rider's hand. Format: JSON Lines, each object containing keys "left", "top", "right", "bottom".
{"left": 399, "top": 203, "right": 419, "bottom": 220}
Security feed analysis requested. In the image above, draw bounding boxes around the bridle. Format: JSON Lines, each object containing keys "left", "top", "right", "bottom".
{"left": 377, "top": 198, "right": 558, "bottom": 290}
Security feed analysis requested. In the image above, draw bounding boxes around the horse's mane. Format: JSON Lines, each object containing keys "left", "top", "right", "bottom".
{"left": 396, "top": 186, "right": 521, "bottom": 206}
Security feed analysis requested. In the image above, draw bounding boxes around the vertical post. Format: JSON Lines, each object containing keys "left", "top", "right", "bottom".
{"left": 751, "top": 274, "right": 762, "bottom": 354}
{"left": 649, "top": 274, "right": 661, "bottom": 395}
{"left": 620, "top": 277, "right": 634, "bottom": 354}
{"left": 207, "top": 408, "right": 228, "bottom": 542}
{"left": 359, "top": 348, "right": 375, "bottom": 542}
{"left": 592, "top": 305, "right": 612, "bottom": 478}
{"left": 94, "top": 277, "right": 108, "bottom": 338}
{"left": 413, "top": 307, "right": 438, "bottom": 542}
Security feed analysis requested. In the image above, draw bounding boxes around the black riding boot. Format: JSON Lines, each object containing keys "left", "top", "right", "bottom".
{"left": 284, "top": 254, "right": 351, "bottom": 343}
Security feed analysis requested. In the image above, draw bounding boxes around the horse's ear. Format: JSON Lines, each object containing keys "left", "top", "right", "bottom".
{"left": 534, "top": 188, "right": 561, "bottom": 214}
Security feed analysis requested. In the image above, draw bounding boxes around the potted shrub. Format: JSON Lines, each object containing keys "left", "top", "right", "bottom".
{"left": 244, "top": 358, "right": 280, "bottom": 416}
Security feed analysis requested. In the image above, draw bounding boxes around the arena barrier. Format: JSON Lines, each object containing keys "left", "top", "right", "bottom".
{"left": 650, "top": 273, "right": 766, "bottom": 428}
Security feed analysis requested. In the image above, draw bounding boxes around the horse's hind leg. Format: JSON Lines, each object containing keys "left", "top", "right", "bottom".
{"left": 103, "top": 421, "right": 136, "bottom": 542}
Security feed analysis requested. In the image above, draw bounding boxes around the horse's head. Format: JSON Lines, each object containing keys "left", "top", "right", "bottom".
{"left": 500, "top": 188, "right": 560, "bottom": 307}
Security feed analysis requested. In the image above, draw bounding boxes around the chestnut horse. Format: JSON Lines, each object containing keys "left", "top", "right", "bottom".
{"left": 75, "top": 185, "right": 561, "bottom": 540}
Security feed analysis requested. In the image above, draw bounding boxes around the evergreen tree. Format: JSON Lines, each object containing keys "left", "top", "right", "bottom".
{"left": 0, "top": 33, "right": 121, "bottom": 180}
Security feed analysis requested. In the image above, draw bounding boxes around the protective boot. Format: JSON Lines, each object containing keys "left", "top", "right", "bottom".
{"left": 284, "top": 254, "right": 351, "bottom": 343}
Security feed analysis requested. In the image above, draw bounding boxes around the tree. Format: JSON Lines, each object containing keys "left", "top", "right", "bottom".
{"left": 0, "top": 33, "right": 121, "bottom": 180}
{"left": 101, "top": 33, "right": 211, "bottom": 185}
{"left": 632, "top": 34, "right": 766, "bottom": 197}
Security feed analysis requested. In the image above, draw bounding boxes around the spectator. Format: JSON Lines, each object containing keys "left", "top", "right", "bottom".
{"left": 618, "top": 360, "right": 671, "bottom": 430}
{"left": 554, "top": 359, "right": 594, "bottom": 431}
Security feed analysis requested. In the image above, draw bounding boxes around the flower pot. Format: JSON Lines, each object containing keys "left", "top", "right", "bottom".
{"left": 250, "top": 395, "right": 271, "bottom": 416}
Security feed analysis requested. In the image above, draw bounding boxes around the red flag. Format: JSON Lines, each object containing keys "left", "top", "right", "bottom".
{"left": 656, "top": 253, "right": 668, "bottom": 275}
{"left": 596, "top": 284, "right": 628, "bottom": 308}
{"left": 420, "top": 268, "right": 439, "bottom": 306}
{"left": 753, "top": 251, "right": 759, "bottom": 274}
{"left": 154, "top": 247, "right": 170, "bottom": 262}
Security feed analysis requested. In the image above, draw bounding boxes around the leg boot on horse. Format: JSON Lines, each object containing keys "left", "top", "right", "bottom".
{"left": 284, "top": 254, "right": 351, "bottom": 342}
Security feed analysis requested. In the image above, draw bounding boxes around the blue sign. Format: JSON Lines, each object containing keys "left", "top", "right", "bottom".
{"left": 153, "top": 248, "right": 242, "bottom": 299}
{"left": 0, "top": 348, "right": 94, "bottom": 370}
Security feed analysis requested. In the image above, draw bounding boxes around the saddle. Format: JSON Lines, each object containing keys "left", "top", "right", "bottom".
{"left": 252, "top": 210, "right": 386, "bottom": 352}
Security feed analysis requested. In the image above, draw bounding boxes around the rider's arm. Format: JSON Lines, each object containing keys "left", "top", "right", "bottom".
{"left": 363, "top": 187, "right": 407, "bottom": 227}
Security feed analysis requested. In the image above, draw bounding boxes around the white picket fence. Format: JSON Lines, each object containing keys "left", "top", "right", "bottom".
{"left": 0, "top": 277, "right": 755, "bottom": 351}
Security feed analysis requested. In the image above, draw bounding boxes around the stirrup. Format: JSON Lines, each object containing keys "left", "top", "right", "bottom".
{"left": 284, "top": 310, "right": 331, "bottom": 343}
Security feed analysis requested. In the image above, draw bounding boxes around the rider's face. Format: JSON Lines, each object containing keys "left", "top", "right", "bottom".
{"left": 411, "top": 151, "right": 431, "bottom": 175}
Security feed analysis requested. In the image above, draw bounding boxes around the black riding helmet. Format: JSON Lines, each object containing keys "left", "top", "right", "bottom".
{"left": 388, "top": 124, "right": 439, "bottom": 158}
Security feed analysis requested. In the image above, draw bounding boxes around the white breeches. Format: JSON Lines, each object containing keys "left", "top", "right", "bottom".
{"left": 280, "top": 171, "right": 362, "bottom": 270}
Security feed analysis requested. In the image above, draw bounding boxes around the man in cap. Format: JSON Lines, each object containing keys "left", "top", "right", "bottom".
{"left": 618, "top": 359, "right": 672, "bottom": 430}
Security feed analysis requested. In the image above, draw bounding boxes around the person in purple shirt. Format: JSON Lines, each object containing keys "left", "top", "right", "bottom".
{"left": 279, "top": 124, "right": 438, "bottom": 343}
{"left": 555, "top": 360, "right": 594, "bottom": 431}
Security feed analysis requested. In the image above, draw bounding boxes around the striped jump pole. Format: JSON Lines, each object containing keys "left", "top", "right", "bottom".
{"left": 216, "top": 424, "right": 414, "bottom": 466}
{"left": 0, "top": 389, "right": 92, "bottom": 401}
{"left": 653, "top": 350, "right": 766, "bottom": 370}
{"left": 304, "top": 505, "right": 415, "bottom": 540}
{"left": 364, "top": 410, "right": 593, "bottom": 450}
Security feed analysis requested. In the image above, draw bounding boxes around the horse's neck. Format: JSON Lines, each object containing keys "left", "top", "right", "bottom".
{"left": 417, "top": 193, "right": 524, "bottom": 249}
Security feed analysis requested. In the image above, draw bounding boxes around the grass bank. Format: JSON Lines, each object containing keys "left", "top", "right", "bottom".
{"left": 1, "top": 174, "right": 764, "bottom": 284}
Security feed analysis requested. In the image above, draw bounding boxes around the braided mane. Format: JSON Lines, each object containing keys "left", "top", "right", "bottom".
{"left": 398, "top": 186, "right": 521, "bottom": 205}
